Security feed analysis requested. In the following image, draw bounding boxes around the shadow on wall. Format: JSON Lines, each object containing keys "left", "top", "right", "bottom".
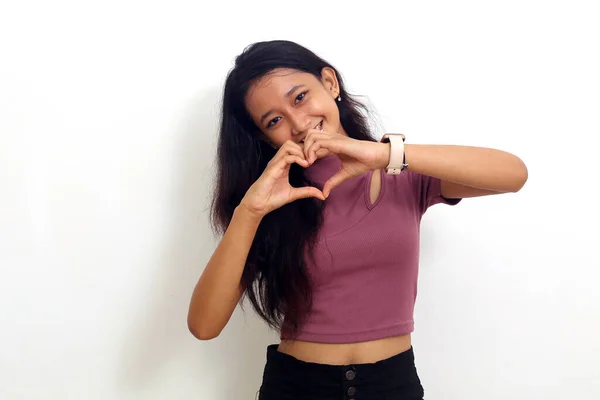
{"left": 116, "top": 87, "right": 278, "bottom": 399}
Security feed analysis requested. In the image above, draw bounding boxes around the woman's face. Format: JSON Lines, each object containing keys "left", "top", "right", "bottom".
{"left": 245, "top": 67, "right": 347, "bottom": 149}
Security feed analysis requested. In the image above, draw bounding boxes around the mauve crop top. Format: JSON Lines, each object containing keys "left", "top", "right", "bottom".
{"left": 279, "top": 154, "right": 461, "bottom": 343}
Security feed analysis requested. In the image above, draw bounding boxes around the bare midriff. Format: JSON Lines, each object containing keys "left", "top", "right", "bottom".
{"left": 277, "top": 333, "right": 412, "bottom": 365}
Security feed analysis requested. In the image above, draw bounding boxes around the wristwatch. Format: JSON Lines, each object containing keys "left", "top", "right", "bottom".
{"left": 380, "top": 133, "right": 408, "bottom": 174}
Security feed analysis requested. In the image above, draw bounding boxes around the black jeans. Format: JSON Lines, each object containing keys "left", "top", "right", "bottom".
{"left": 257, "top": 344, "right": 425, "bottom": 400}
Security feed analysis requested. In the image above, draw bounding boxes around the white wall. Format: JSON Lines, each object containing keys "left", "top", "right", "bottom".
{"left": 1, "top": 1, "right": 599, "bottom": 399}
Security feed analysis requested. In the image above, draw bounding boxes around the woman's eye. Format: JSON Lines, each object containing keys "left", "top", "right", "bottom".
{"left": 295, "top": 91, "right": 307, "bottom": 104}
{"left": 265, "top": 91, "right": 308, "bottom": 128}
{"left": 267, "top": 116, "right": 281, "bottom": 128}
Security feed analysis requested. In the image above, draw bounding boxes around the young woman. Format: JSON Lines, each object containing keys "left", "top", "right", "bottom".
{"left": 187, "top": 40, "right": 528, "bottom": 400}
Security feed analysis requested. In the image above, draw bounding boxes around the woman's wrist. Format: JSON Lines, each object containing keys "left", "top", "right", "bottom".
{"left": 236, "top": 201, "right": 265, "bottom": 224}
{"left": 376, "top": 142, "right": 392, "bottom": 170}
{"left": 375, "top": 135, "right": 408, "bottom": 172}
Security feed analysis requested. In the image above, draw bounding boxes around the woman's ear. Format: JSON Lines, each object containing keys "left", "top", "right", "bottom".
{"left": 320, "top": 67, "right": 340, "bottom": 99}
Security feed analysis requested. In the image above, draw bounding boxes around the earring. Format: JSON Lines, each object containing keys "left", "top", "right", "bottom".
{"left": 337, "top": 95, "right": 341, "bottom": 102}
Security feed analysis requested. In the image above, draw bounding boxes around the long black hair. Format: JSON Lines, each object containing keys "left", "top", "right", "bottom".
{"left": 210, "top": 40, "right": 377, "bottom": 336}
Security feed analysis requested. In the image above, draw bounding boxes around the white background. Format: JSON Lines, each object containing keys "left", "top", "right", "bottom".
{"left": 1, "top": 1, "right": 599, "bottom": 399}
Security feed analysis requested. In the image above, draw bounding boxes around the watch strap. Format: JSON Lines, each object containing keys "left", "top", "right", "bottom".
{"left": 380, "top": 134, "right": 408, "bottom": 174}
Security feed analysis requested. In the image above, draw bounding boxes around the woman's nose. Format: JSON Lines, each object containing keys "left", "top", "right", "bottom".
{"left": 289, "top": 112, "right": 311, "bottom": 136}
{"left": 291, "top": 120, "right": 312, "bottom": 136}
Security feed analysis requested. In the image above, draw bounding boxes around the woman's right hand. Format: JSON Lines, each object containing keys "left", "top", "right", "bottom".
{"left": 240, "top": 140, "right": 326, "bottom": 218}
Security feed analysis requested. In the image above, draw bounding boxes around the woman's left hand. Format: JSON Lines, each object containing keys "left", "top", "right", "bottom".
{"left": 302, "top": 129, "right": 390, "bottom": 198}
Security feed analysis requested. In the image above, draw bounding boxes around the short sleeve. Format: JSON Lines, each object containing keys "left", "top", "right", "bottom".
{"left": 406, "top": 171, "right": 462, "bottom": 215}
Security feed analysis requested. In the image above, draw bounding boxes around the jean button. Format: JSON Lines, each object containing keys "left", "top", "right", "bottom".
{"left": 345, "top": 369, "right": 356, "bottom": 380}
{"left": 348, "top": 386, "right": 356, "bottom": 396}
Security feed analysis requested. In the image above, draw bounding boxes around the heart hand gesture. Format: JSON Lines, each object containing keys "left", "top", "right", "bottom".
{"left": 302, "top": 129, "right": 390, "bottom": 198}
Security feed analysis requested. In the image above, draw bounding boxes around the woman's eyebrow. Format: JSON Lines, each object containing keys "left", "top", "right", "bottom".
{"left": 285, "top": 84, "right": 305, "bottom": 97}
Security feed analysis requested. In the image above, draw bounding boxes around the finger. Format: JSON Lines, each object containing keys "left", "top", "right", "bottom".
{"left": 322, "top": 170, "right": 351, "bottom": 198}
{"left": 290, "top": 186, "right": 326, "bottom": 202}
{"left": 281, "top": 140, "right": 305, "bottom": 156}
{"left": 302, "top": 130, "right": 330, "bottom": 160}
{"left": 269, "top": 142, "right": 306, "bottom": 166}
{"left": 281, "top": 154, "right": 309, "bottom": 168}
{"left": 269, "top": 155, "right": 309, "bottom": 174}
{"left": 306, "top": 138, "right": 338, "bottom": 164}
{"left": 314, "top": 148, "right": 331, "bottom": 160}
{"left": 303, "top": 141, "right": 332, "bottom": 163}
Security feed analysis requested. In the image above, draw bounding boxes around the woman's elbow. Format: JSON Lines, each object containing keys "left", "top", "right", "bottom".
{"left": 508, "top": 157, "right": 529, "bottom": 192}
{"left": 187, "top": 315, "right": 221, "bottom": 341}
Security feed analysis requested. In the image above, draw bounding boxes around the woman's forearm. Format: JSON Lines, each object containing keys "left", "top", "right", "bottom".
{"left": 187, "top": 205, "right": 262, "bottom": 340}
{"left": 388, "top": 143, "right": 528, "bottom": 193}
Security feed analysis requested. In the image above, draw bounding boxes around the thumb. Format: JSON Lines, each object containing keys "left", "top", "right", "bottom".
{"left": 322, "top": 171, "right": 350, "bottom": 198}
{"left": 290, "top": 186, "right": 326, "bottom": 202}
